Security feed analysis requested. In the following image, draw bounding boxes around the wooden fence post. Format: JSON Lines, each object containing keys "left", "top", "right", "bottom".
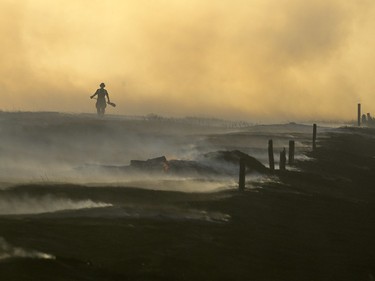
{"left": 279, "top": 148, "right": 286, "bottom": 171}
{"left": 313, "top": 124, "right": 317, "bottom": 151}
{"left": 288, "top": 140, "right": 295, "bottom": 165}
{"left": 239, "top": 158, "right": 246, "bottom": 191}
{"left": 268, "top": 139, "right": 275, "bottom": 172}
{"left": 358, "top": 103, "right": 361, "bottom": 127}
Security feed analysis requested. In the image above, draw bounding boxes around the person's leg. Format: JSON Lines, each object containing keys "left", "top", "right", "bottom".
{"left": 98, "top": 107, "right": 103, "bottom": 116}
{"left": 100, "top": 103, "right": 106, "bottom": 116}
{"left": 96, "top": 103, "right": 101, "bottom": 116}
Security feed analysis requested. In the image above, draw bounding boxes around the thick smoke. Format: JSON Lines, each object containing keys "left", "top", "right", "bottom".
{"left": 0, "top": 112, "right": 330, "bottom": 188}
{"left": 0, "top": 0, "right": 375, "bottom": 121}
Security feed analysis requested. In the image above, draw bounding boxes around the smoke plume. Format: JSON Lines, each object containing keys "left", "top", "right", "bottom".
{"left": 1, "top": 0, "right": 375, "bottom": 121}
{"left": 0, "top": 237, "right": 55, "bottom": 261}
{"left": 0, "top": 195, "right": 112, "bottom": 215}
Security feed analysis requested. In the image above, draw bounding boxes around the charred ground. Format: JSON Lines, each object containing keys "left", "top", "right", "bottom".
{"left": 0, "top": 113, "right": 374, "bottom": 280}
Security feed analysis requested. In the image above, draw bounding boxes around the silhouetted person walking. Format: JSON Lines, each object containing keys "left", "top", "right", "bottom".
{"left": 90, "top": 83, "right": 111, "bottom": 116}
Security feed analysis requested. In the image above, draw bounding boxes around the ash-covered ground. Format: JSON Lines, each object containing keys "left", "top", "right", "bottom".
{"left": 2, "top": 112, "right": 373, "bottom": 281}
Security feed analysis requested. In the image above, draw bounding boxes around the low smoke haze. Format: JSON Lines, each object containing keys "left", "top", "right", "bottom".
{"left": 1, "top": 0, "right": 375, "bottom": 121}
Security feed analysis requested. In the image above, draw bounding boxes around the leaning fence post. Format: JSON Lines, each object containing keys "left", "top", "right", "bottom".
{"left": 268, "top": 139, "right": 275, "bottom": 172}
{"left": 279, "top": 148, "right": 286, "bottom": 171}
{"left": 288, "top": 140, "right": 295, "bottom": 165}
{"left": 313, "top": 124, "right": 317, "bottom": 151}
{"left": 238, "top": 158, "right": 246, "bottom": 191}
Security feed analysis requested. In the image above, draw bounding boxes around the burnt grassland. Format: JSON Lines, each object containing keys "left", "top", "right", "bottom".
{"left": 0, "top": 127, "right": 374, "bottom": 281}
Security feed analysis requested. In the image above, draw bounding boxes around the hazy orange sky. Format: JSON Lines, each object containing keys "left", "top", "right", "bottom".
{"left": 1, "top": 0, "right": 375, "bottom": 121}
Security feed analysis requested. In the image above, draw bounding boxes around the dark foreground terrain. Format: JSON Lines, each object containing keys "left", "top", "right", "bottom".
{"left": 1, "top": 126, "right": 375, "bottom": 281}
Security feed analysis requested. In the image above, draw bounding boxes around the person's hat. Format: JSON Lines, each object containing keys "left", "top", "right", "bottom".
{"left": 100, "top": 82, "right": 105, "bottom": 87}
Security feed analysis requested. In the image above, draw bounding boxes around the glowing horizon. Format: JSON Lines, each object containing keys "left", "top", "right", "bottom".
{"left": 1, "top": 0, "right": 375, "bottom": 121}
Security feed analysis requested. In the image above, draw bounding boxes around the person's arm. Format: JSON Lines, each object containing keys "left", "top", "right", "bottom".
{"left": 90, "top": 90, "right": 98, "bottom": 99}
{"left": 106, "top": 90, "right": 110, "bottom": 103}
